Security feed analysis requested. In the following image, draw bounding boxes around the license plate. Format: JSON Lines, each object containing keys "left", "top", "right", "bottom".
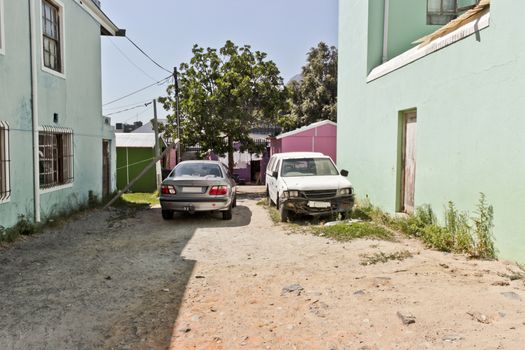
{"left": 307, "top": 201, "right": 331, "bottom": 208}
{"left": 182, "top": 187, "right": 202, "bottom": 193}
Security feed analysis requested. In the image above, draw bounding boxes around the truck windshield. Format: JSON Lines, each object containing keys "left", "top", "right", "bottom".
{"left": 281, "top": 158, "right": 339, "bottom": 177}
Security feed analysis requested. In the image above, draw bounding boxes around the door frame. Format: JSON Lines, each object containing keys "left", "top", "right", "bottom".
{"left": 396, "top": 109, "right": 417, "bottom": 213}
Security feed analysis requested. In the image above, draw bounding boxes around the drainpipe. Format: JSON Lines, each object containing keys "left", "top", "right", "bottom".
{"left": 382, "top": 0, "right": 390, "bottom": 63}
{"left": 28, "top": 0, "right": 41, "bottom": 223}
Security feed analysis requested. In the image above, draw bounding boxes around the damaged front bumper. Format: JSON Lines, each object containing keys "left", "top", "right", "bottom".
{"left": 280, "top": 195, "right": 355, "bottom": 216}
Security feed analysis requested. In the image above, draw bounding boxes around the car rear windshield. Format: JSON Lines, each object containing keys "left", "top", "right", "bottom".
{"left": 172, "top": 163, "right": 223, "bottom": 178}
{"left": 281, "top": 158, "right": 339, "bottom": 177}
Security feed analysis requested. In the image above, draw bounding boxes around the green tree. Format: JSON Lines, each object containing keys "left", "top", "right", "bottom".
{"left": 285, "top": 42, "right": 338, "bottom": 129}
{"left": 159, "top": 41, "right": 287, "bottom": 174}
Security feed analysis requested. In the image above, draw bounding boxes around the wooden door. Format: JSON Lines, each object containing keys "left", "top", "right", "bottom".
{"left": 102, "top": 140, "right": 111, "bottom": 198}
{"left": 402, "top": 112, "right": 417, "bottom": 214}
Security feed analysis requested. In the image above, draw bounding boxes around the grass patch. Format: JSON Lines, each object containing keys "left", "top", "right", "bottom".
{"left": 356, "top": 193, "right": 497, "bottom": 259}
{"left": 0, "top": 215, "right": 40, "bottom": 243}
{"left": 256, "top": 198, "right": 267, "bottom": 206}
{"left": 312, "top": 221, "right": 394, "bottom": 242}
{"left": 268, "top": 207, "right": 281, "bottom": 224}
{"left": 121, "top": 192, "right": 159, "bottom": 206}
{"left": 360, "top": 250, "right": 413, "bottom": 265}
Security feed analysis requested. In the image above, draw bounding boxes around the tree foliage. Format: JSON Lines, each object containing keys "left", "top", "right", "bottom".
{"left": 159, "top": 41, "right": 287, "bottom": 173}
{"left": 284, "top": 42, "right": 338, "bottom": 129}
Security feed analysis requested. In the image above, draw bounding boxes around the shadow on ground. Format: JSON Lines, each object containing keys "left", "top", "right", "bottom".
{"left": 0, "top": 202, "right": 254, "bottom": 350}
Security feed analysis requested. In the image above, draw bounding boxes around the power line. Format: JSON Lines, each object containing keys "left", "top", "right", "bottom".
{"left": 104, "top": 102, "right": 152, "bottom": 117}
{"left": 125, "top": 36, "right": 172, "bottom": 74}
{"left": 103, "top": 75, "right": 171, "bottom": 107}
{"left": 103, "top": 98, "right": 155, "bottom": 112}
{"left": 108, "top": 38, "right": 159, "bottom": 82}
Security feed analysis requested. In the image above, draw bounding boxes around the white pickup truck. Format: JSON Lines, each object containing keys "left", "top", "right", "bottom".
{"left": 265, "top": 152, "right": 355, "bottom": 222}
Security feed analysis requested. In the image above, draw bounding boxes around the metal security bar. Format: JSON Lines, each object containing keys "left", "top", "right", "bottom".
{"left": 0, "top": 121, "right": 10, "bottom": 201}
{"left": 39, "top": 127, "right": 74, "bottom": 189}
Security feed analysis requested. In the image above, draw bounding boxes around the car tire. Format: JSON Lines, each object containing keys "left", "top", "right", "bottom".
{"left": 279, "top": 204, "right": 289, "bottom": 223}
{"left": 162, "top": 210, "right": 174, "bottom": 220}
{"left": 222, "top": 207, "right": 233, "bottom": 220}
{"left": 340, "top": 210, "right": 351, "bottom": 220}
{"left": 267, "top": 187, "right": 273, "bottom": 206}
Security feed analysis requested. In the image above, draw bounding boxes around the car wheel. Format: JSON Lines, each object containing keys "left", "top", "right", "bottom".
{"left": 340, "top": 210, "right": 351, "bottom": 220}
{"left": 279, "top": 204, "right": 289, "bottom": 223}
{"left": 222, "top": 207, "right": 233, "bottom": 220}
{"left": 267, "top": 187, "right": 273, "bottom": 206}
{"left": 162, "top": 210, "right": 174, "bottom": 220}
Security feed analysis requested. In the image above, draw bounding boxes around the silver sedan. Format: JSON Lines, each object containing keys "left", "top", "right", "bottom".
{"left": 159, "top": 160, "right": 237, "bottom": 220}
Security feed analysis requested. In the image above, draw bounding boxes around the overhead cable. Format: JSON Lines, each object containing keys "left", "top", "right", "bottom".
{"left": 103, "top": 75, "right": 171, "bottom": 107}
{"left": 125, "top": 36, "right": 172, "bottom": 74}
{"left": 108, "top": 38, "right": 159, "bottom": 82}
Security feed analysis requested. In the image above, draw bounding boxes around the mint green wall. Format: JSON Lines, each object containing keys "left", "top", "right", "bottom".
{"left": 367, "top": 0, "right": 385, "bottom": 73}
{"left": 116, "top": 147, "right": 157, "bottom": 193}
{"left": 0, "top": 0, "right": 116, "bottom": 227}
{"left": 339, "top": 1, "right": 525, "bottom": 262}
{"left": 387, "top": 0, "right": 441, "bottom": 59}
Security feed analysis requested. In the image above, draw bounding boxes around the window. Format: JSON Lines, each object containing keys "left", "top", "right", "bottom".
{"left": 42, "top": 0, "right": 62, "bottom": 72}
{"left": 39, "top": 129, "right": 73, "bottom": 189}
{"left": 0, "top": 122, "right": 10, "bottom": 202}
{"left": 281, "top": 158, "right": 339, "bottom": 178}
{"left": 427, "top": 0, "right": 479, "bottom": 25}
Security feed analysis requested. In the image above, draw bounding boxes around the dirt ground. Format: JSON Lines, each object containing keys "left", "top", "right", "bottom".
{"left": 1, "top": 186, "right": 524, "bottom": 350}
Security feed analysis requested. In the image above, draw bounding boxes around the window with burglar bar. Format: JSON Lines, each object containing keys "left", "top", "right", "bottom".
{"left": 427, "top": 0, "right": 480, "bottom": 25}
{"left": 42, "top": 0, "right": 62, "bottom": 72}
{"left": 39, "top": 130, "right": 74, "bottom": 189}
{"left": 0, "top": 122, "right": 10, "bottom": 202}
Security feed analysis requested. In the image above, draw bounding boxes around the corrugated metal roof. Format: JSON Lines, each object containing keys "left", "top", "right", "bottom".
{"left": 115, "top": 133, "right": 156, "bottom": 148}
{"left": 276, "top": 120, "right": 336, "bottom": 140}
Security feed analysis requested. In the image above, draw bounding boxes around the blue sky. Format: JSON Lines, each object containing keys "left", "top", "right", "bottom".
{"left": 100, "top": 0, "right": 338, "bottom": 124}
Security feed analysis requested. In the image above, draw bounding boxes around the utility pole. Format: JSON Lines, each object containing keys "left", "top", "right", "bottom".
{"left": 173, "top": 67, "right": 181, "bottom": 163}
{"left": 152, "top": 99, "right": 160, "bottom": 158}
{"left": 152, "top": 99, "right": 161, "bottom": 192}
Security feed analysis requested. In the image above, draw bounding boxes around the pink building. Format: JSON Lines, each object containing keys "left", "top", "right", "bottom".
{"left": 270, "top": 120, "right": 337, "bottom": 163}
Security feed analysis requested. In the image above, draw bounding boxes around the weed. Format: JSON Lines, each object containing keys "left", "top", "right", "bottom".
{"left": 312, "top": 222, "right": 394, "bottom": 242}
{"left": 256, "top": 198, "right": 267, "bottom": 206}
{"left": 472, "top": 193, "right": 496, "bottom": 259}
{"left": 352, "top": 193, "right": 497, "bottom": 259}
{"left": 360, "top": 250, "right": 413, "bottom": 265}
{"left": 268, "top": 207, "right": 281, "bottom": 224}
{"left": 0, "top": 215, "right": 39, "bottom": 243}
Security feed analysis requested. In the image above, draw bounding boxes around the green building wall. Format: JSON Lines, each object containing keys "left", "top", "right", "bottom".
{"left": 339, "top": 0, "right": 525, "bottom": 261}
{"left": 116, "top": 147, "right": 157, "bottom": 193}
{"left": 0, "top": 0, "right": 116, "bottom": 227}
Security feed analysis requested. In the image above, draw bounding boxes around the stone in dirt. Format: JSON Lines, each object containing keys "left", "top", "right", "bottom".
{"left": 309, "top": 300, "right": 329, "bottom": 318}
{"left": 467, "top": 311, "right": 490, "bottom": 324}
{"left": 354, "top": 290, "right": 366, "bottom": 296}
{"left": 501, "top": 292, "right": 522, "bottom": 301}
{"left": 397, "top": 311, "right": 416, "bottom": 325}
{"left": 492, "top": 281, "right": 510, "bottom": 286}
{"left": 281, "top": 284, "right": 304, "bottom": 296}
{"left": 442, "top": 334, "right": 464, "bottom": 342}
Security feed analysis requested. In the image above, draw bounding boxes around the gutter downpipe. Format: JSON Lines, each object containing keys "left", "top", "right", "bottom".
{"left": 382, "top": 0, "right": 390, "bottom": 63}
{"left": 28, "top": 0, "right": 41, "bottom": 223}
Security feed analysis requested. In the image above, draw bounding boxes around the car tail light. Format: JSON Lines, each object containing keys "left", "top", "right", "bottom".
{"left": 209, "top": 185, "right": 228, "bottom": 195}
{"left": 161, "top": 184, "right": 176, "bottom": 195}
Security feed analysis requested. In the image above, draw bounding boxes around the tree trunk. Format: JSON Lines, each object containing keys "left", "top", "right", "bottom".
{"left": 228, "top": 135, "right": 234, "bottom": 175}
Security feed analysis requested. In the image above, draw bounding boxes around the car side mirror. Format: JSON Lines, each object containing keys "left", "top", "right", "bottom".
{"left": 272, "top": 171, "right": 278, "bottom": 179}
{"left": 340, "top": 169, "right": 349, "bottom": 177}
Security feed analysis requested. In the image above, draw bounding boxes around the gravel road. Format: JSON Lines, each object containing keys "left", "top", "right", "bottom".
{"left": 1, "top": 187, "right": 524, "bottom": 349}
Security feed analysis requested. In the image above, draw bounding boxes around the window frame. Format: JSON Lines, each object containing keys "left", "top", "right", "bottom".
{"left": 427, "top": 0, "right": 458, "bottom": 25}
{"left": 0, "top": 0, "right": 5, "bottom": 55}
{"left": 39, "top": 128, "right": 74, "bottom": 190}
{"left": 0, "top": 121, "right": 10, "bottom": 203}
{"left": 40, "top": 0, "right": 66, "bottom": 78}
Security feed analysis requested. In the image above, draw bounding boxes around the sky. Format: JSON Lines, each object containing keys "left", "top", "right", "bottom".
{"left": 100, "top": 0, "right": 338, "bottom": 125}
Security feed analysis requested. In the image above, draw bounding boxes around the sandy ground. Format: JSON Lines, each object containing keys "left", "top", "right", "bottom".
{"left": 1, "top": 186, "right": 524, "bottom": 349}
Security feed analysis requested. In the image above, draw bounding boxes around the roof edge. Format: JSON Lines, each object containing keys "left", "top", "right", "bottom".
{"left": 276, "top": 120, "right": 337, "bottom": 140}
{"left": 77, "top": 0, "right": 125, "bottom": 37}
